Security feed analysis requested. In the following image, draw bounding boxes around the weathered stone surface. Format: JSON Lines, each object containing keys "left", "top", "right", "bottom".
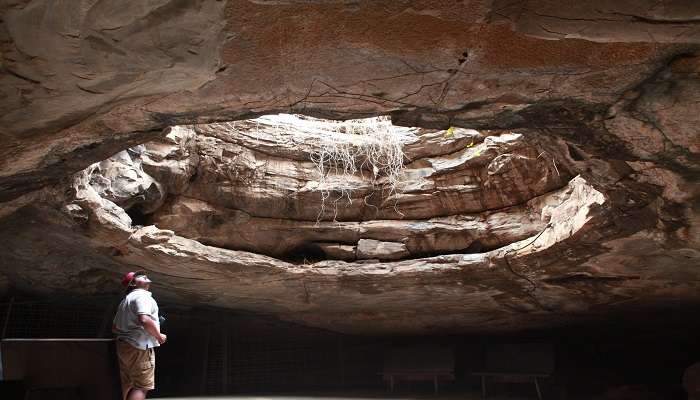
{"left": 152, "top": 194, "right": 554, "bottom": 260}
{"left": 87, "top": 149, "right": 164, "bottom": 213}
{"left": 492, "top": 0, "right": 700, "bottom": 43}
{"left": 1, "top": 114, "right": 699, "bottom": 335}
{"left": 604, "top": 54, "right": 700, "bottom": 170}
{"left": 0, "top": 1, "right": 698, "bottom": 335}
{"left": 140, "top": 126, "right": 200, "bottom": 195}
{"left": 316, "top": 243, "right": 357, "bottom": 262}
{"left": 356, "top": 239, "right": 409, "bottom": 261}
{"left": 145, "top": 122, "right": 569, "bottom": 261}
{"left": 183, "top": 125, "right": 570, "bottom": 221}
{"left": 2, "top": 163, "right": 697, "bottom": 334}
{"left": 1, "top": 1, "right": 697, "bottom": 205}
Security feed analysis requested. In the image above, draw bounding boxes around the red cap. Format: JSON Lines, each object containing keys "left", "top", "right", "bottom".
{"left": 121, "top": 271, "right": 137, "bottom": 287}
{"left": 121, "top": 270, "right": 150, "bottom": 287}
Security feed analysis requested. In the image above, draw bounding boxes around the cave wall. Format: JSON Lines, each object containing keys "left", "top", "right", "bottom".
{"left": 0, "top": 118, "right": 697, "bottom": 334}
{"left": 1, "top": 0, "right": 698, "bottom": 206}
{"left": 0, "top": 0, "right": 698, "bottom": 335}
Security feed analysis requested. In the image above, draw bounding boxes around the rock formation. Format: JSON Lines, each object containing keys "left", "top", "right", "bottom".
{"left": 0, "top": 115, "right": 697, "bottom": 334}
{"left": 0, "top": 1, "right": 698, "bottom": 334}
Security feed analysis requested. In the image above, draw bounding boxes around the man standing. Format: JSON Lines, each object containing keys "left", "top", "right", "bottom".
{"left": 113, "top": 271, "right": 167, "bottom": 400}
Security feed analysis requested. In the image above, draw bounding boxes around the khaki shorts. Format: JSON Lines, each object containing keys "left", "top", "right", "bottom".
{"left": 116, "top": 340, "right": 155, "bottom": 399}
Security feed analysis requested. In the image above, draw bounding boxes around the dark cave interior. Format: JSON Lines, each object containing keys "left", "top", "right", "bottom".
{"left": 1, "top": 293, "right": 698, "bottom": 399}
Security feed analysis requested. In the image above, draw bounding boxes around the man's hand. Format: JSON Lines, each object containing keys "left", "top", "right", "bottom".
{"left": 139, "top": 314, "right": 167, "bottom": 345}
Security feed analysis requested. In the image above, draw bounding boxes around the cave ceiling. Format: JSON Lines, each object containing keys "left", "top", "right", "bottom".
{"left": 0, "top": 0, "right": 698, "bottom": 334}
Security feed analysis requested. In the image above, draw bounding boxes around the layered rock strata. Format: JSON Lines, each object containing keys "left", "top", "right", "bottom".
{"left": 1, "top": 116, "right": 697, "bottom": 334}
{"left": 0, "top": 1, "right": 698, "bottom": 334}
{"left": 2, "top": 1, "right": 699, "bottom": 207}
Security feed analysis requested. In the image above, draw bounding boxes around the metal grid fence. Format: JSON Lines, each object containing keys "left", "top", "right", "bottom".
{"left": 0, "top": 297, "right": 383, "bottom": 395}
{"left": 0, "top": 297, "right": 115, "bottom": 339}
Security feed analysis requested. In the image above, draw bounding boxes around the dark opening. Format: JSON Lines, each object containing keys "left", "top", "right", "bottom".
{"left": 281, "top": 243, "right": 328, "bottom": 264}
{"left": 567, "top": 143, "right": 586, "bottom": 161}
{"left": 409, "top": 240, "right": 502, "bottom": 260}
{"left": 125, "top": 204, "right": 150, "bottom": 227}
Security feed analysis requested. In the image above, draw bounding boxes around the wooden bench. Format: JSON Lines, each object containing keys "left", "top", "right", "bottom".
{"left": 473, "top": 343, "right": 554, "bottom": 400}
{"left": 381, "top": 345, "right": 454, "bottom": 394}
{"left": 383, "top": 370, "right": 455, "bottom": 394}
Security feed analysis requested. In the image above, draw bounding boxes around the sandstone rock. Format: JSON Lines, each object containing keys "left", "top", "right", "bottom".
{"left": 180, "top": 127, "right": 570, "bottom": 221}
{"left": 493, "top": 0, "right": 700, "bottom": 43}
{"left": 140, "top": 126, "right": 199, "bottom": 195}
{"left": 605, "top": 54, "right": 700, "bottom": 171}
{"left": 1, "top": 1, "right": 695, "bottom": 205}
{"left": 140, "top": 123, "right": 572, "bottom": 262}
{"left": 88, "top": 149, "right": 165, "bottom": 213}
{"left": 0, "top": 1, "right": 698, "bottom": 336}
{"left": 62, "top": 204, "right": 88, "bottom": 224}
{"left": 316, "top": 243, "right": 357, "bottom": 261}
{"left": 0, "top": 165, "right": 698, "bottom": 334}
{"left": 152, "top": 193, "right": 556, "bottom": 260}
{"left": 356, "top": 239, "right": 409, "bottom": 261}
{"left": 0, "top": 113, "right": 698, "bottom": 335}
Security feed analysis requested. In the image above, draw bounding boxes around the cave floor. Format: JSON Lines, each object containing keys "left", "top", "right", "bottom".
{"left": 159, "top": 393, "right": 548, "bottom": 400}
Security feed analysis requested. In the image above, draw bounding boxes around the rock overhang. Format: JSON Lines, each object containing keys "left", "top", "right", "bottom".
{"left": 0, "top": 1, "right": 699, "bottom": 334}
{"left": 1, "top": 114, "right": 698, "bottom": 335}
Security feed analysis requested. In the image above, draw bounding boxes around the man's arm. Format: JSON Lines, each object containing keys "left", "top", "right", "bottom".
{"left": 138, "top": 315, "right": 167, "bottom": 344}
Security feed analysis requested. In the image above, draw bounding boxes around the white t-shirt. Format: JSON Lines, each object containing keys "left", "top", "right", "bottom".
{"left": 113, "top": 288, "right": 160, "bottom": 350}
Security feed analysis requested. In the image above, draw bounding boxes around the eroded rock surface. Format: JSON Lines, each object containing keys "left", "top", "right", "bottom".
{"left": 1, "top": 117, "right": 698, "bottom": 334}
{"left": 0, "top": 1, "right": 699, "bottom": 333}
{"left": 492, "top": 0, "right": 700, "bottom": 43}
{"left": 2, "top": 1, "right": 699, "bottom": 204}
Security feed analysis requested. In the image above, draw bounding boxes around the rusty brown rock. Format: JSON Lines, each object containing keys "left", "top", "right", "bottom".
{"left": 1, "top": 1, "right": 696, "bottom": 205}
{"left": 0, "top": 1, "right": 698, "bottom": 335}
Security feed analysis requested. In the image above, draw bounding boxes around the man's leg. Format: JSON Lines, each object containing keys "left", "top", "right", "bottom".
{"left": 128, "top": 348, "right": 156, "bottom": 399}
{"left": 117, "top": 342, "right": 155, "bottom": 399}
{"left": 117, "top": 341, "right": 136, "bottom": 400}
{"left": 126, "top": 388, "right": 149, "bottom": 400}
